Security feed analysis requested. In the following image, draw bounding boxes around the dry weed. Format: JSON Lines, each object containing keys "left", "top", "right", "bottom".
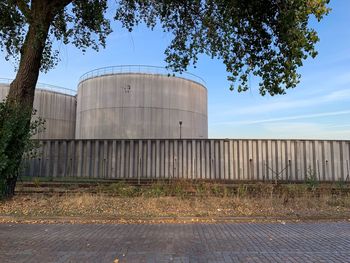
{"left": 1, "top": 185, "right": 349, "bottom": 219}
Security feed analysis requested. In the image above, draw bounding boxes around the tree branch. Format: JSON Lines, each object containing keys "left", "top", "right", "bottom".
{"left": 49, "top": 0, "right": 72, "bottom": 11}
{"left": 16, "top": 0, "right": 31, "bottom": 20}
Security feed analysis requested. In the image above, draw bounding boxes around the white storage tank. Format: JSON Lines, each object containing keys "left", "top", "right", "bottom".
{"left": 0, "top": 80, "right": 76, "bottom": 139}
{"left": 76, "top": 66, "right": 208, "bottom": 139}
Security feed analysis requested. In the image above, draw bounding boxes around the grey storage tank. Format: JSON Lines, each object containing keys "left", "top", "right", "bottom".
{"left": 76, "top": 65, "right": 208, "bottom": 139}
{"left": 0, "top": 79, "right": 76, "bottom": 139}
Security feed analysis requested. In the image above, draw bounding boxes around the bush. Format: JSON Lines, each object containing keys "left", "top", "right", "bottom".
{"left": 0, "top": 100, "right": 45, "bottom": 199}
{"left": 305, "top": 167, "right": 319, "bottom": 189}
{"left": 106, "top": 182, "right": 139, "bottom": 197}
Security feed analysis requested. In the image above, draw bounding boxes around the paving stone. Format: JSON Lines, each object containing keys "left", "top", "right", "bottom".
{"left": 0, "top": 222, "right": 349, "bottom": 262}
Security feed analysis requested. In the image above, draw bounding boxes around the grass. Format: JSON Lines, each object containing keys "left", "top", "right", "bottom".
{"left": 1, "top": 181, "right": 350, "bottom": 220}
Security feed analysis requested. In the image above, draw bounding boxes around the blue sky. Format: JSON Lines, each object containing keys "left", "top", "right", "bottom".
{"left": 1, "top": 1, "right": 350, "bottom": 139}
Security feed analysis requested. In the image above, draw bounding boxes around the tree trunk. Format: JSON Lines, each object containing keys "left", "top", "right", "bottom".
{"left": 1, "top": 1, "right": 53, "bottom": 198}
{"left": 7, "top": 3, "right": 53, "bottom": 107}
{"left": 4, "top": 176, "right": 18, "bottom": 198}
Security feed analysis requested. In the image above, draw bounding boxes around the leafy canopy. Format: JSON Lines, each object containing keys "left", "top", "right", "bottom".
{"left": 0, "top": 0, "right": 329, "bottom": 95}
{"left": 0, "top": 0, "right": 111, "bottom": 72}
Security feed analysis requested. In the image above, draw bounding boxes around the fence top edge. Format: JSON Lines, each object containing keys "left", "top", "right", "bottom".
{"left": 33, "top": 138, "right": 350, "bottom": 143}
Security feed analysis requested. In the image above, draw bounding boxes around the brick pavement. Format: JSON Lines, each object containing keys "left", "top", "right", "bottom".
{"left": 0, "top": 222, "right": 349, "bottom": 262}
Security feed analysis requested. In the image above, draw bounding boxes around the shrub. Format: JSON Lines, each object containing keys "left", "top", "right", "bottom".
{"left": 305, "top": 167, "right": 319, "bottom": 189}
{"left": 0, "top": 100, "right": 45, "bottom": 199}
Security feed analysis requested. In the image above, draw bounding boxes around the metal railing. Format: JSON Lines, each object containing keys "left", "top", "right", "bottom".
{"left": 79, "top": 65, "right": 207, "bottom": 87}
{"left": 0, "top": 78, "right": 76, "bottom": 96}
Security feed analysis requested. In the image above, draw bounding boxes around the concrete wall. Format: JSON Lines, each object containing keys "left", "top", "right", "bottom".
{"left": 0, "top": 84, "right": 76, "bottom": 139}
{"left": 24, "top": 139, "right": 350, "bottom": 182}
{"left": 76, "top": 73, "right": 208, "bottom": 139}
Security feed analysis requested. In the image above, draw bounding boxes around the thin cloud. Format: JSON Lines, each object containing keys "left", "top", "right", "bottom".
{"left": 328, "top": 123, "right": 350, "bottom": 129}
{"left": 232, "top": 88, "right": 350, "bottom": 115}
{"left": 261, "top": 122, "right": 321, "bottom": 133}
{"left": 260, "top": 122, "right": 336, "bottom": 139}
{"left": 214, "top": 110, "right": 350, "bottom": 126}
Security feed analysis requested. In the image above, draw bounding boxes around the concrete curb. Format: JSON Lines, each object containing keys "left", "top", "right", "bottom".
{"left": 0, "top": 215, "right": 349, "bottom": 225}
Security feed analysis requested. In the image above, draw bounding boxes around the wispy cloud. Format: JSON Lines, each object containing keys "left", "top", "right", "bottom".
{"left": 333, "top": 72, "right": 350, "bottom": 86}
{"left": 328, "top": 123, "right": 350, "bottom": 129}
{"left": 261, "top": 122, "right": 321, "bottom": 133}
{"left": 259, "top": 122, "right": 325, "bottom": 139}
{"left": 262, "top": 123, "right": 350, "bottom": 140}
{"left": 231, "top": 88, "right": 350, "bottom": 115}
{"left": 214, "top": 110, "right": 350, "bottom": 126}
{"left": 210, "top": 121, "right": 350, "bottom": 140}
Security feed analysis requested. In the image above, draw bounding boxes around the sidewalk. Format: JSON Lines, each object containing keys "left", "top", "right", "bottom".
{"left": 1, "top": 222, "right": 349, "bottom": 262}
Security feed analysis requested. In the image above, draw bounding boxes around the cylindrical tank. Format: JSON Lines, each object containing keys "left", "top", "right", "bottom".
{"left": 76, "top": 66, "right": 208, "bottom": 139}
{"left": 0, "top": 80, "right": 76, "bottom": 139}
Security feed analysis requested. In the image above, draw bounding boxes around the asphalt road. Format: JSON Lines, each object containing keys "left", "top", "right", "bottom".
{"left": 0, "top": 222, "right": 349, "bottom": 262}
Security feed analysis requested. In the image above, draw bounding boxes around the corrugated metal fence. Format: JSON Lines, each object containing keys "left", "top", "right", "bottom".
{"left": 23, "top": 139, "right": 350, "bottom": 182}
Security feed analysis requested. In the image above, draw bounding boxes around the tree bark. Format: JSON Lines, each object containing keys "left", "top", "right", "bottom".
{"left": 4, "top": 176, "right": 18, "bottom": 198}
{"left": 7, "top": 1, "right": 53, "bottom": 108}
{"left": 2, "top": 0, "right": 54, "bottom": 198}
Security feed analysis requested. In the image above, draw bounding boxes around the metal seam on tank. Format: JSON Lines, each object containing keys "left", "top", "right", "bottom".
{"left": 0, "top": 85, "right": 76, "bottom": 98}
{"left": 35, "top": 90, "right": 77, "bottom": 97}
{"left": 77, "top": 106, "right": 207, "bottom": 117}
{"left": 34, "top": 118, "right": 76, "bottom": 122}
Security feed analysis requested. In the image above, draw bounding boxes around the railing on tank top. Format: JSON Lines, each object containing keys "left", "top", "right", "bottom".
{"left": 0, "top": 78, "right": 76, "bottom": 96}
{"left": 79, "top": 65, "right": 207, "bottom": 87}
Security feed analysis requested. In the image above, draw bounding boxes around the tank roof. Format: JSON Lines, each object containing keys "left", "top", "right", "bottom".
{"left": 79, "top": 65, "right": 207, "bottom": 87}
{"left": 0, "top": 78, "right": 76, "bottom": 96}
